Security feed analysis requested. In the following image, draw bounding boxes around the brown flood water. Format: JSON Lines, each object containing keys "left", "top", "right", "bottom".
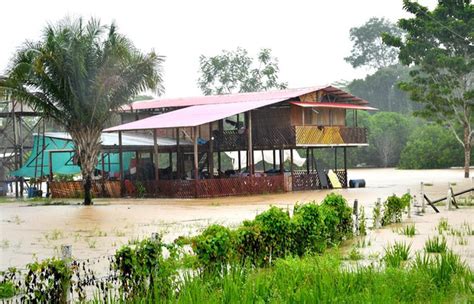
{"left": 1, "top": 168, "right": 473, "bottom": 269}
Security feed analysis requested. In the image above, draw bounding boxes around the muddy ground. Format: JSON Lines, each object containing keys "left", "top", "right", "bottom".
{"left": 1, "top": 168, "right": 473, "bottom": 269}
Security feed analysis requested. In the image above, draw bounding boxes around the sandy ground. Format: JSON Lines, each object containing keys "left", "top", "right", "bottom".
{"left": 0, "top": 168, "right": 473, "bottom": 270}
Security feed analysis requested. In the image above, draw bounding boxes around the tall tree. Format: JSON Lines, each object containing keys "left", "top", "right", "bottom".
{"left": 0, "top": 17, "right": 164, "bottom": 204}
{"left": 384, "top": 0, "right": 474, "bottom": 177}
{"left": 346, "top": 64, "right": 414, "bottom": 113}
{"left": 345, "top": 17, "right": 404, "bottom": 70}
{"left": 198, "top": 47, "right": 287, "bottom": 95}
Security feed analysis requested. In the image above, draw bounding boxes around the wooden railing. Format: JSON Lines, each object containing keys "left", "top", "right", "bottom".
{"left": 295, "top": 126, "right": 367, "bottom": 146}
{"left": 142, "top": 175, "right": 285, "bottom": 198}
{"left": 214, "top": 126, "right": 367, "bottom": 150}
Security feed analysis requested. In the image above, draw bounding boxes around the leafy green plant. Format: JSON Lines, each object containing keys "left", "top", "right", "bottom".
{"left": 381, "top": 194, "right": 410, "bottom": 226}
{"left": 254, "top": 206, "right": 292, "bottom": 263}
{"left": 383, "top": 242, "right": 411, "bottom": 268}
{"left": 424, "top": 236, "right": 447, "bottom": 253}
{"left": 320, "top": 193, "right": 353, "bottom": 243}
{"left": 0, "top": 280, "right": 15, "bottom": 299}
{"left": 192, "top": 224, "right": 234, "bottom": 272}
{"left": 24, "top": 258, "right": 72, "bottom": 302}
{"left": 115, "top": 236, "right": 178, "bottom": 300}
{"left": 235, "top": 220, "right": 265, "bottom": 266}
{"left": 291, "top": 202, "right": 327, "bottom": 255}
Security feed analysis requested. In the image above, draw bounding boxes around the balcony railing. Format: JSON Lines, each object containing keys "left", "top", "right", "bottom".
{"left": 214, "top": 126, "right": 368, "bottom": 150}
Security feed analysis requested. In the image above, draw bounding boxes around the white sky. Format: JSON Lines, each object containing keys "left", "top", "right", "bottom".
{"left": 0, "top": 0, "right": 436, "bottom": 98}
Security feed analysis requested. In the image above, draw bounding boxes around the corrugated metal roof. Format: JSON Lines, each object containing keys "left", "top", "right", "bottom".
{"left": 44, "top": 132, "right": 191, "bottom": 146}
{"left": 290, "top": 102, "right": 378, "bottom": 111}
{"left": 105, "top": 99, "right": 283, "bottom": 132}
{"left": 123, "top": 85, "right": 369, "bottom": 111}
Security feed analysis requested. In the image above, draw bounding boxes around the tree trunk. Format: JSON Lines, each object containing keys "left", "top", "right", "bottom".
{"left": 70, "top": 127, "right": 102, "bottom": 205}
{"left": 464, "top": 125, "right": 471, "bottom": 178}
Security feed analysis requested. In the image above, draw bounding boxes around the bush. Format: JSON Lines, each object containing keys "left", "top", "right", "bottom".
{"left": 291, "top": 202, "right": 327, "bottom": 255}
{"left": 0, "top": 280, "right": 15, "bottom": 299}
{"left": 381, "top": 194, "right": 410, "bottom": 226}
{"left": 115, "top": 236, "right": 178, "bottom": 300}
{"left": 192, "top": 224, "right": 234, "bottom": 272}
{"left": 254, "top": 206, "right": 292, "bottom": 263}
{"left": 235, "top": 220, "right": 265, "bottom": 266}
{"left": 24, "top": 258, "right": 72, "bottom": 302}
{"left": 320, "top": 193, "right": 353, "bottom": 243}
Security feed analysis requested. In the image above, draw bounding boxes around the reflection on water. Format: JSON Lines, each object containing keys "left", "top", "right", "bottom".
{"left": 0, "top": 168, "right": 473, "bottom": 269}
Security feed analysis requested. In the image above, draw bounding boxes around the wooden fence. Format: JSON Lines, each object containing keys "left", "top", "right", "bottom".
{"left": 49, "top": 181, "right": 121, "bottom": 198}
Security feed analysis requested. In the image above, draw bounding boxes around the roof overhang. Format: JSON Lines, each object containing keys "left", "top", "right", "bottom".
{"left": 290, "top": 102, "right": 378, "bottom": 111}
{"left": 105, "top": 98, "right": 284, "bottom": 132}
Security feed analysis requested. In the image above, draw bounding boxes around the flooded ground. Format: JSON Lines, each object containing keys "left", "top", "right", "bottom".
{"left": 0, "top": 168, "right": 473, "bottom": 270}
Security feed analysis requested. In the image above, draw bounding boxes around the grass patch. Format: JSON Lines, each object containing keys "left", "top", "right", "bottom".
{"left": 0, "top": 281, "right": 16, "bottom": 299}
{"left": 424, "top": 236, "right": 448, "bottom": 253}
{"left": 347, "top": 247, "right": 363, "bottom": 261}
{"left": 383, "top": 242, "right": 411, "bottom": 268}
{"left": 399, "top": 224, "right": 416, "bottom": 237}
{"left": 437, "top": 218, "right": 449, "bottom": 234}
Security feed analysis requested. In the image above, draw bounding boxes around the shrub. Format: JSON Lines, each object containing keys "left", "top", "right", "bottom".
{"left": 291, "top": 202, "right": 327, "bottom": 255}
{"left": 0, "top": 280, "right": 15, "bottom": 299}
{"left": 320, "top": 193, "right": 353, "bottom": 243}
{"left": 192, "top": 224, "right": 234, "bottom": 272}
{"left": 235, "top": 220, "right": 265, "bottom": 266}
{"left": 381, "top": 194, "right": 410, "bottom": 226}
{"left": 115, "top": 236, "right": 178, "bottom": 300}
{"left": 24, "top": 258, "right": 72, "bottom": 302}
{"left": 254, "top": 206, "right": 291, "bottom": 263}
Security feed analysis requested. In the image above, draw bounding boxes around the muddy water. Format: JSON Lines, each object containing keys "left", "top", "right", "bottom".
{"left": 0, "top": 168, "right": 473, "bottom": 269}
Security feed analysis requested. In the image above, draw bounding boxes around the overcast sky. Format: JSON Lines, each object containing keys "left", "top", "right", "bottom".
{"left": 0, "top": 0, "right": 436, "bottom": 98}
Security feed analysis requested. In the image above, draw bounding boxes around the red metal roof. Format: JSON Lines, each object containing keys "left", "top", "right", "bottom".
{"left": 123, "top": 85, "right": 369, "bottom": 111}
{"left": 105, "top": 99, "right": 284, "bottom": 132}
{"left": 290, "top": 102, "right": 378, "bottom": 111}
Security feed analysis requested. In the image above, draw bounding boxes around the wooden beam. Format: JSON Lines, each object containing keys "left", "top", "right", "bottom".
{"left": 248, "top": 111, "right": 253, "bottom": 175}
{"left": 154, "top": 129, "right": 159, "bottom": 181}
{"left": 208, "top": 122, "right": 214, "bottom": 178}
{"left": 119, "top": 131, "right": 124, "bottom": 197}
{"left": 193, "top": 126, "right": 199, "bottom": 180}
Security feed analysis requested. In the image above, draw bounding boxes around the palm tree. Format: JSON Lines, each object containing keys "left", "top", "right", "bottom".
{"left": 0, "top": 17, "right": 164, "bottom": 205}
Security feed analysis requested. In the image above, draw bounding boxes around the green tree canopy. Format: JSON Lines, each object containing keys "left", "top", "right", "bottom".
{"left": 0, "top": 17, "right": 164, "bottom": 204}
{"left": 197, "top": 48, "right": 287, "bottom": 95}
{"left": 399, "top": 124, "right": 465, "bottom": 169}
{"left": 345, "top": 17, "right": 404, "bottom": 70}
{"left": 346, "top": 64, "right": 414, "bottom": 113}
{"left": 383, "top": 0, "right": 474, "bottom": 177}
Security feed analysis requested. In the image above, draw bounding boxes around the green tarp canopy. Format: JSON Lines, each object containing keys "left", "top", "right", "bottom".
{"left": 9, "top": 135, "right": 133, "bottom": 178}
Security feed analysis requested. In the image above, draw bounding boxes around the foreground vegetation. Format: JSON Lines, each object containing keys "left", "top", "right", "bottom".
{"left": 1, "top": 193, "right": 472, "bottom": 303}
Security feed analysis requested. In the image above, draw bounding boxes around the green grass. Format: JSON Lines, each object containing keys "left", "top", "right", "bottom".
{"left": 399, "top": 224, "right": 416, "bottom": 237}
{"left": 158, "top": 252, "right": 471, "bottom": 303}
{"left": 383, "top": 242, "right": 411, "bottom": 268}
{"left": 437, "top": 218, "right": 449, "bottom": 234}
{"left": 424, "top": 236, "right": 448, "bottom": 253}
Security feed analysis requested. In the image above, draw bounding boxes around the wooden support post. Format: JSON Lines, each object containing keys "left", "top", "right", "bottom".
{"left": 176, "top": 128, "right": 181, "bottom": 179}
{"left": 208, "top": 122, "right": 214, "bottom": 178}
{"left": 154, "top": 129, "right": 159, "bottom": 181}
{"left": 193, "top": 126, "right": 199, "bottom": 180}
{"left": 273, "top": 149, "right": 276, "bottom": 170}
{"left": 334, "top": 147, "right": 337, "bottom": 170}
{"left": 290, "top": 149, "right": 294, "bottom": 176}
{"left": 247, "top": 111, "right": 253, "bottom": 176}
{"left": 262, "top": 150, "right": 266, "bottom": 173}
{"left": 101, "top": 152, "right": 106, "bottom": 197}
{"left": 279, "top": 149, "right": 284, "bottom": 173}
{"left": 119, "top": 131, "right": 124, "bottom": 197}
{"left": 169, "top": 152, "right": 173, "bottom": 173}
{"left": 238, "top": 151, "right": 242, "bottom": 171}
{"left": 343, "top": 147, "right": 347, "bottom": 187}
{"left": 306, "top": 148, "right": 309, "bottom": 174}
{"left": 353, "top": 199, "right": 359, "bottom": 235}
